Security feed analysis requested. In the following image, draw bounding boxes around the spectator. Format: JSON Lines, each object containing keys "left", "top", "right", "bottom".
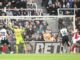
{"left": 0, "top": 2, "right": 3, "bottom": 8}
{"left": 12, "top": 7, "right": 19, "bottom": 16}
{"left": 43, "top": 29, "right": 55, "bottom": 42}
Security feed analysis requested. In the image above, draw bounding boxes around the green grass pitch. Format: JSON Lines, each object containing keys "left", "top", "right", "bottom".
{"left": 0, "top": 54, "right": 80, "bottom": 60}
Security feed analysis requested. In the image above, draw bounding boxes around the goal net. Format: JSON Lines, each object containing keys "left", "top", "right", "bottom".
{"left": 0, "top": 15, "right": 75, "bottom": 53}
{"left": 0, "top": 15, "right": 75, "bottom": 41}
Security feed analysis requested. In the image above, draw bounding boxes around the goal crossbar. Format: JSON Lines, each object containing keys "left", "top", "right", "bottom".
{"left": 0, "top": 15, "right": 75, "bottom": 19}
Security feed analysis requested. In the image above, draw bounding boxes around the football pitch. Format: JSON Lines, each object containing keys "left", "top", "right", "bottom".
{"left": 0, "top": 54, "right": 80, "bottom": 60}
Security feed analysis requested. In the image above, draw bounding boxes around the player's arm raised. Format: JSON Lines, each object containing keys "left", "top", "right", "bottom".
{"left": 8, "top": 21, "right": 15, "bottom": 31}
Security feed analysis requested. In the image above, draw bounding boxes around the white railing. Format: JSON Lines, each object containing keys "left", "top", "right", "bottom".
{"left": 0, "top": 8, "right": 44, "bottom": 16}
{"left": 58, "top": 8, "right": 80, "bottom": 15}
{"left": 0, "top": 15, "right": 75, "bottom": 19}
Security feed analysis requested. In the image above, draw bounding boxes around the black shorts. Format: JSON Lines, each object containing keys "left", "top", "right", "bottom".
{"left": 62, "top": 35, "right": 69, "bottom": 46}
{"left": 1, "top": 40, "right": 9, "bottom": 45}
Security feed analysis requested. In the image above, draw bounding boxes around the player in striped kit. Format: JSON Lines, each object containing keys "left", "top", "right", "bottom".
{"left": 0, "top": 26, "right": 9, "bottom": 54}
{"left": 60, "top": 26, "right": 70, "bottom": 53}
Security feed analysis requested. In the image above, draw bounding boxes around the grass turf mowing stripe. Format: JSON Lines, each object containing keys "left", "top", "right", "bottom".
{"left": 0, "top": 54, "right": 80, "bottom": 60}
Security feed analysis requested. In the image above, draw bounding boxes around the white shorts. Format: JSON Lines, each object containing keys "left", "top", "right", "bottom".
{"left": 72, "top": 38, "right": 78, "bottom": 43}
{"left": 72, "top": 38, "right": 80, "bottom": 44}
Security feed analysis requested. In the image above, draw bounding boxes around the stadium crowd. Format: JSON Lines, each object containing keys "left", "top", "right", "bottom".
{"left": 42, "top": 0, "right": 80, "bottom": 16}
{"left": 0, "top": 0, "right": 43, "bottom": 16}
{"left": 0, "top": 0, "right": 80, "bottom": 16}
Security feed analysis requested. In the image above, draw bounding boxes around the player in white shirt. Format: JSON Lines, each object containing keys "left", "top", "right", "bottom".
{"left": 60, "top": 27, "right": 70, "bottom": 53}
{"left": 0, "top": 26, "right": 9, "bottom": 54}
{"left": 60, "top": 28, "right": 68, "bottom": 36}
{"left": 0, "top": 28, "right": 7, "bottom": 40}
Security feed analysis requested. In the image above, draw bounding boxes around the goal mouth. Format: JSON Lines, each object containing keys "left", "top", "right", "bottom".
{"left": 0, "top": 15, "right": 75, "bottom": 53}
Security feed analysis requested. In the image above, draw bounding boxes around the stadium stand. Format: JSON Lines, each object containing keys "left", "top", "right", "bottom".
{"left": 0, "top": 0, "right": 80, "bottom": 54}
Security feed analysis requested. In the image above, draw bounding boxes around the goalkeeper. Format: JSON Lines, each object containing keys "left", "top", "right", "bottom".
{"left": 8, "top": 21, "right": 26, "bottom": 53}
